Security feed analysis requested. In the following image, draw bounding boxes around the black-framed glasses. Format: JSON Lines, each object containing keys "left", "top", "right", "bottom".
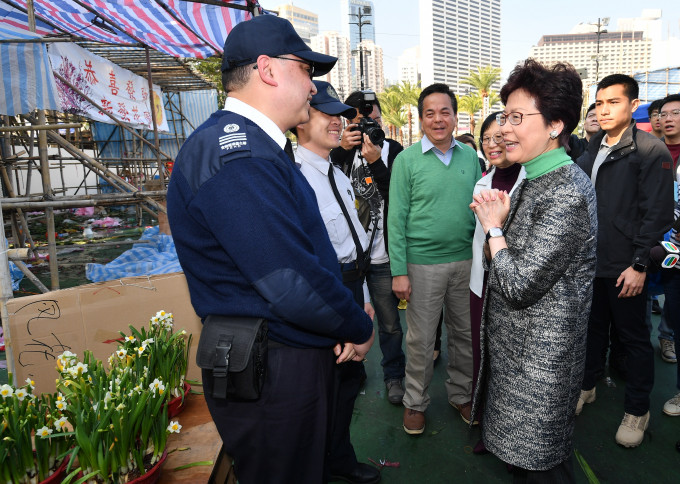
{"left": 497, "top": 112, "right": 542, "bottom": 126}
{"left": 253, "top": 56, "right": 315, "bottom": 79}
{"left": 481, "top": 133, "right": 504, "bottom": 146}
{"left": 659, "top": 109, "right": 680, "bottom": 120}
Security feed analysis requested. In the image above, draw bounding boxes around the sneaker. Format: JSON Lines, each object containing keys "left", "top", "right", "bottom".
{"left": 660, "top": 339, "right": 677, "bottom": 363}
{"left": 403, "top": 408, "right": 425, "bottom": 435}
{"left": 663, "top": 392, "right": 680, "bottom": 416}
{"left": 575, "top": 387, "right": 596, "bottom": 416}
{"left": 386, "top": 379, "right": 405, "bottom": 405}
{"left": 615, "top": 411, "right": 649, "bottom": 447}
{"left": 652, "top": 298, "right": 662, "bottom": 314}
{"left": 450, "top": 400, "right": 479, "bottom": 425}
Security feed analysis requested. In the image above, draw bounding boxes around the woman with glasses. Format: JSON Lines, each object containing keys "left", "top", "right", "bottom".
{"left": 468, "top": 112, "right": 525, "bottom": 449}
{"left": 469, "top": 59, "right": 597, "bottom": 482}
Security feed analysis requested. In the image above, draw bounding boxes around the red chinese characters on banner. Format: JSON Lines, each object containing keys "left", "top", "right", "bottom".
{"left": 143, "top": 111, "right": 151, "bottom": 124}
{"left": 141, "top": 87, "right": 148, "bottom": 101}
{"left": 126, "top": 80, "right": 136, "bottom": 100}
{"left": 117, "top": 103, "right": 130, "bottom": 122}
{"left": 132, "top": 106, "right": 140, "bottom": 122}
{"left": 84, "top": 60, "right": 98, "bottom": 84}
{"left": 109, "top": 72, "right": 119, "bottom": 96}
{"left": 100, "top": 99, "right": 113, "bottom": 115}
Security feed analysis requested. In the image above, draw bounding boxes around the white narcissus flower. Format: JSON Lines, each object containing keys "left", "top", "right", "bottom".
{"left": 137, "top": 345, "right": 146, "bottom": 356}
{"left": 25, "top": 378, "right": 35, "bottom": 388}
{"left": 0, "top": 384, "right": 14, "bottom": 398}
{"left": 55, "top": 399, "right": 67, "bottom": 411}
{"left": 14, "top": 388, "right": 27, "bottom": 401}
{"left": 125, "top": 335, "right": 136, "bottom": 343}
{"left": 149, "top": 378, "right": 165, "bottom": 394}
{"left": 142, "top": 338, "right": 154, "bottom": 346}
{"left": 37, "top": 426, "right": 53, "bottom": 438}
{"left": 116, "top": 348, "right": 127, "bottom": 359}
{"left": 54, "top": 416, "right": 69, "bottom": 432}
{"left": 74, "top": 362, "right": 88, "bottom": 375}
{"left": 167, "top": 421, "right": 182, "bottom": 433}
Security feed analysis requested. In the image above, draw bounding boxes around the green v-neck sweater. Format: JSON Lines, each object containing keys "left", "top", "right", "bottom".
{"left": 388, "top": 141, "right": 482, "bottom": 276}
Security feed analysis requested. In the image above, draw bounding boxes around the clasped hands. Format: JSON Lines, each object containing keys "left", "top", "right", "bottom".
{"left": 469, "top": 189, "right": 511, "bottom": 234}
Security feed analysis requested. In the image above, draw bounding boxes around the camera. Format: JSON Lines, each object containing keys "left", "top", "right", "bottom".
{"left": 351, "top": 90, "right": 385, "bottom": 147}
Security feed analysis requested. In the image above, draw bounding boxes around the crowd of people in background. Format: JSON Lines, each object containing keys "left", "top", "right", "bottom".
{"left": 167, "top": 14, "right": 680, "bottom": 484}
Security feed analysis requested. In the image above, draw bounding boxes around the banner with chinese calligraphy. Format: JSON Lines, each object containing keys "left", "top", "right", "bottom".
{"left": 48, "top": 43, "right": 169, "bottom": 132}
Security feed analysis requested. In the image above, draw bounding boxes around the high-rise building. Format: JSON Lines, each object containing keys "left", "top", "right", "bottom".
{"left": 310, "top": 31, "right": 352, "bottom": 101}
{"left": 418, "top": 0, "right": 502, "bottom": 130}
{"left": 528, "top": 10, "right": 680, "bottom": 99}
{"left": 357, "top": 40, "right": 384, "bottom": 93}
{"left": 398, "top": 46, "right": 421, "bottom": 85}
{"left": 276, "top": 3, "right": 319, "bottom": 47}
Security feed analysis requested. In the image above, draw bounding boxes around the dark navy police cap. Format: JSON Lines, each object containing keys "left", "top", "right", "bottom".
{"left": 221, "top": 15, "right": 337, "bottom": 76}
{"left": 310, "top": 81, "right": 357, "bottom": 119}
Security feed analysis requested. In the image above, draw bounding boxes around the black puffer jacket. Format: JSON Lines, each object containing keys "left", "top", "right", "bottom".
{"left": 577, "top": 120, "right": 674, "bottom": 278}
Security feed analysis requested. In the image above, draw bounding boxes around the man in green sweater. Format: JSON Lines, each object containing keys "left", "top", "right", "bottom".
{"left": 388, "top": 83, "right": 482, "bottom": 435}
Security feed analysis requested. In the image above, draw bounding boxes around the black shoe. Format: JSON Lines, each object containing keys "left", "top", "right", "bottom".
{"left": 329, "top": 463, "right": 381, "bottom": 484}
{"left": 652, "top": 299, "right": 662, "bottom": 314}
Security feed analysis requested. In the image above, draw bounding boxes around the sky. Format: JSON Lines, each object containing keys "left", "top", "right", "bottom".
{"left": 263, "top": 1, "right": 680, "bottom": 82}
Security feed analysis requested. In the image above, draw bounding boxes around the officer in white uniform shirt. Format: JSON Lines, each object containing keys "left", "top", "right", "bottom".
{"left": 294, "top": 80, "right": 381, "bottom": 484}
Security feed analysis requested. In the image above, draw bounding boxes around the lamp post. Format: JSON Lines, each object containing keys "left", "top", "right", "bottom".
{"left": 594, "top": 17, "right": 609, "bottom": 82}
{"left": 349, "top": 6, "right": 372, "bottom": 90}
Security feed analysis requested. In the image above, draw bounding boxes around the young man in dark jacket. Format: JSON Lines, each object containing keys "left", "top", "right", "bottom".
{"left": 576, "top": 74, "right": 674, "bottom": 448}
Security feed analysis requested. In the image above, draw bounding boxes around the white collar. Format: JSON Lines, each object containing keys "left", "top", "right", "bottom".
{"left": 224, "top": 97, "right": 287, "bottom": 150}
{"left": 295, "top": 145, "right": 332, "bottom": 174}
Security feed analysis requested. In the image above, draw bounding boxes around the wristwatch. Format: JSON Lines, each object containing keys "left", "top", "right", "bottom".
{"left": 485, "top": 227, "right": 504, "bottom": 243}
{"left": 632, "top": 262, "right": 647, "bottom": 273}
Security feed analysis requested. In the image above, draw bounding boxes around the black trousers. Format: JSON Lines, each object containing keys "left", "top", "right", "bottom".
{"left": 582, "top": 277, "right": 653, "bottom": 415}
{"left": 327, "top": 272, "right": 366, "bottom": 476}
{"left": 203, "top": 345, "right": 335, "bottom": 484}
{"left": 512, "top": 454, "right": 575, "bottom": 484}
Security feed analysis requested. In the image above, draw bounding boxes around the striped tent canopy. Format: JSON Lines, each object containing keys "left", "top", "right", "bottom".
{"left": 0, "top": 0, "right": 258, "bottom": 59}
{"left": 0, "top": 24, "right": 60, "bottom": 115}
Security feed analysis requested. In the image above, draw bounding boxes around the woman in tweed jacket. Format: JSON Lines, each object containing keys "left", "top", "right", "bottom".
{"left": 470, "top": 59, "right": 597, "bottom": 481}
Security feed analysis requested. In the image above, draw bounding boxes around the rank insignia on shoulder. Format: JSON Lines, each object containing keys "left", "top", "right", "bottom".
{"left": 218, "top": 123, "right": 248, "bottom": 152}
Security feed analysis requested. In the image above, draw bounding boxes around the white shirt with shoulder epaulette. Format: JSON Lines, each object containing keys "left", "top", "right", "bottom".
{"left": 297, "top": 144, "right": 370, "bottom": 302}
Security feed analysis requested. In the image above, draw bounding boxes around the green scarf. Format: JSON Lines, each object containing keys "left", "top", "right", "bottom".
{"left": 522, "top": 147, "right": 573, "bottom": 180}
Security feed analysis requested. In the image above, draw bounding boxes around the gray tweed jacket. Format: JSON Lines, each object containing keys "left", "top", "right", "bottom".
{"left": 473, "top": 163, "right": 597, "bottom": 470}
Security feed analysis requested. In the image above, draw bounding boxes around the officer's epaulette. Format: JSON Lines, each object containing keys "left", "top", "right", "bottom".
{"left": 215, "top": 112, "right": 251, "bottom": 162}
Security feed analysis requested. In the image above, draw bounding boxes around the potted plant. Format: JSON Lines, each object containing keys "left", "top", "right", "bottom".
{"left": 112, "top": 310, "right": 193, "bottom": 416}
{"left": 0, "top": 377, "right": 74, "bottom": 483}
{"left": 55, "top": 350, "right": 181, "bottom": 483}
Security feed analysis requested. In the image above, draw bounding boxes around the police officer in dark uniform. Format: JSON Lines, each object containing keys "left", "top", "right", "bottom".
{"left": 167, "top": 15, "right": 375, "bottom": 484}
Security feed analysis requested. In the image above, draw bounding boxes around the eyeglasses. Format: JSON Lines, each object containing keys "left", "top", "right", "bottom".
{"left": 496, "top": 112, "right": 542, "bottom": 126}
{"left": 586, "top": 112, "right": 597, "bottom": 120}
{"left": 650, "top": 112, "right": 661, "bottom": 120}
{"left": 253, "top": 56, "right": 315, "bottom": 79}
{"left": 481, "top": 133, "right": 504, "bottom": 145}
{"left": 659, "top": 109, "right": 680, "bottom": 120}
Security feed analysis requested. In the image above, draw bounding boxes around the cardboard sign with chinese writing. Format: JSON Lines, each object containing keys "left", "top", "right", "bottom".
{"left": 48, "top": 42, "right": 169, "bottom": 132}
{"left": 5, "top": 272, "right": 201, "bottom": 395}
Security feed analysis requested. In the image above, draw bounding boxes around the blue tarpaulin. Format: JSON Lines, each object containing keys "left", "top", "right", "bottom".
{"left": 0, "top": 24, "right": 60, "bottom": 115}
{"left": 85, "top": 226, "right": 180, "bottom": 282}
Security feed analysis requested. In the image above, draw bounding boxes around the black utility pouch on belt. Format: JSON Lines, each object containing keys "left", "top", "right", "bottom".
{"left": 195, "top": 315, "right": 268, "bottom": 401}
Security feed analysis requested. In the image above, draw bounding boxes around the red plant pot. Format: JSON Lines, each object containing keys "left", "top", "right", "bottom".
{"left": 38, "top": 458, "right": 69, "bottom": 484}
{"left": 128, "top": 450, "right": 168, "bottom": 484}
{"left": 166, "top": 382, "right": 191, "bottom": 418}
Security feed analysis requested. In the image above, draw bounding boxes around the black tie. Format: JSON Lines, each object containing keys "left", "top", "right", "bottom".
{"left": 284, "top": 139, "right": 296, "bottom": 164}
{"left": 328, "top": 163, "right": 365, "bottom": 263}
